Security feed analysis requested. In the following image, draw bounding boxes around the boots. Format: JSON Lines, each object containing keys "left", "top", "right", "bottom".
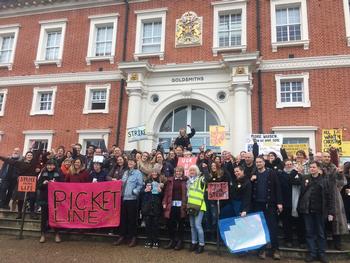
{"left": 128, "top": 237, "right": 137, "bottom": 247}
{"left": 195, "top": 245, "right": 204, "bottom": 254}
{"left": 113, "top": 236, "right": 125, "bottom": 246}
{"left": 189, "top": 243, "right": 198, "bottom": 252}
{"left": 174, "top": 240, "right": 183, "bottom": 250}
{"left": 164, "top": 239, "right": 175, "bottom": 249}
{"left": 39, "top": 234, "right": 46, "bottom": 243}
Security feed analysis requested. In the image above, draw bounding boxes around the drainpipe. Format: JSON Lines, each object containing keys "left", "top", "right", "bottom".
{"left": 256, "top": 0, "right": 263, "bottom": 133}
{"left": 116, "top": 0, "right": 129, "bottom": 146}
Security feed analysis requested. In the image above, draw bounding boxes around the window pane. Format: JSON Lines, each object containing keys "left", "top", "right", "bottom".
{"left": 85, "top": 139, "right": 107, "bottom": 152}
{"left": 39, "top": 92, "right": 53, "bottom": 111}
{"left": 173, "top": 106, "right": 187, "bottom": 132}
{"left": 160, "top": 112, "right": 173, "bottom": 132}
{"left": 288, "top": 7, "right": 300, "bottom": 24}
{"left": 0, "top": 93, "right": 3, "bottom": 111}
{"left": 276, "top": 8, "right": 287, "bottom": 25}
{"left": 142, "top": 21, "right": 162, "bottom": 53}
{"left": 206, "top": 110, "right": 218, "bottom": 132}
{"left": 95, "top": 25, "right": 113, "bottom": 56}
{"left": 30, "top": 140, "right": 48, "bottom": 151}
{"left": 191, "top": 106, "right": 205, "bottom": 132}
{"left": 0, "top": 35, "right": 14, "bottom": 63}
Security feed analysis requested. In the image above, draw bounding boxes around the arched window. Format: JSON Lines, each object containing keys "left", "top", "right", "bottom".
{"left": 158, "top": 105, "right": 220, "bottom": 152}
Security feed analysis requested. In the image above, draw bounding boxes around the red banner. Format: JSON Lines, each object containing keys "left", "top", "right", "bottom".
{"left": 177, "top": 157, "right": 198, "bottom": 177}
{"left": 48, "top": 181, "right": 122, "bottom": 229}
{"left": 208, "top": 182, "right": 229, "bottom": 200}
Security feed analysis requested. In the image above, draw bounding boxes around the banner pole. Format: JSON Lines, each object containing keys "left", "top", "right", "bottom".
{"left": 19, "top": 191, "right": 28, "bottom": 240}
{"left": 216, "top": 199, "right": 220, "bottom": 255}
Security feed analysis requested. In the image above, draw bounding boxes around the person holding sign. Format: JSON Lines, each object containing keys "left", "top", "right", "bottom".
{"left": 89, "top": 161, "right": 108, "bottom": 182}
{"left": 37, "top": 159, "right": 64, "bottom": 243}
{"left": 114, "top": 157, "right": 143, "bottom": 247}
{"left": 187, "top": 164, "right": 207, "bottom": 254}
{"left": 162, "top": 166, "right": 188, "bottom": 251}
{"left": 174, "top": 125, "right": 196, "bottom": 152}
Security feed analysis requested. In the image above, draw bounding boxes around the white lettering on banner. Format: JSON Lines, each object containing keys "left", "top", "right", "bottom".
{"left": 127, "top": 125, "right": 147, "bottom": 143}
{"left": 171, "top": 76, "right": 204, "bottom": 83}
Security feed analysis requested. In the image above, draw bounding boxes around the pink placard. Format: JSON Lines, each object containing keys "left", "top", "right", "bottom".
{"left": 48, "top": 181, "right": 122, "bottom": 229}
{"left": 177, "top": 157, "right": 198, "bottom": 177}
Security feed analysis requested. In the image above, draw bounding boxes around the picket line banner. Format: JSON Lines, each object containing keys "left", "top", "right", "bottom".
{"left": 48, "top": 181, "right": 122, "bottom": 229}
{"left": 127, "top": 125, "right": 147, "bottom": 142}
{"left": 177, "top": 157, "right": 198, "bottom": 177}
{"left": 246, "top": 134, "right": 283, "bottom": 156}
{"left": 322, "top": 129, "right": 342, "bottom": 153}
{"left": 209, "top": 125, "right": 225, "bottom": 147}
{"left": 282, "top": 144, "right": 309, "bottom": 156}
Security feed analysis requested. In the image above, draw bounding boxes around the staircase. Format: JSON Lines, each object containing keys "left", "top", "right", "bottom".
{"left": 0, "top": 209, "right": 349, "bottom": 260}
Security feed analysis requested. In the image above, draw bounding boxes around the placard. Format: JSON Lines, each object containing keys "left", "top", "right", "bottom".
{"left": 322, "top": 129, "right": 342, "bottom": 152}
{"left": 177, "top": 157, "right": 198, "bottom": 177}
{"left": 127, "top": 125, "right": 147, "bottom": 142}
{"left": 18, "top": 176, "right": 37, "bottom": 193}
{"left": 209, "top": 126, "right": 225, "bottom": 147}
{"left": 246, "top": 134, "right": 283, "bottom": 155}
{"left": 282, "top": 144, "right": 309, "bottom": 156}
{"left": 208, "top": 182, "right": 229, "bottom": 200}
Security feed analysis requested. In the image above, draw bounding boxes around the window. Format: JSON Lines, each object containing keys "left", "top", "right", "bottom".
{"left": 86, "top": 14, "right": 119, "bottom": 65}
{"left": 23, "top": 130, "right": 54, "bottom": 154}
{"left": 343, "top": 0, "right": 350, "bottom": 46}
{"left": 270, "top": 0, "right": 309, "bottom": 52}
{"left": 35, "top": 19, "right": 67, "bottom": 68}
{"left": 0, "top": 89, "right": 8, "bottom": 116}
{"left": 0, "top": 24, "right": 20, "bottom": 70}
{"left": 83, "top": 84, "right": 111, "bottom": 114}
{"left": 212, "top": 1, "right": 247, "bottom": 56}
{"left": 77, "top": 129, "right": 110, "bottom": 153}
{"left": 134, "top": 8, "right": 167, "bottom": 60}
{"left": 275, "top": 73, "right": 310, "bottom": 108}
{"left": 30, "top": 87, "right": 57, "bottom": 115}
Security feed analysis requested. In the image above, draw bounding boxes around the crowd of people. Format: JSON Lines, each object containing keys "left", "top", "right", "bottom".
{"left": 0, "top": 126, "right": 349, "bottom": 263}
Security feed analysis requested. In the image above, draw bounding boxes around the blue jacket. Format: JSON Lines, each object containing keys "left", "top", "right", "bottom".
{"left": 122, "top": 169, "right": 144, "bottom": 200}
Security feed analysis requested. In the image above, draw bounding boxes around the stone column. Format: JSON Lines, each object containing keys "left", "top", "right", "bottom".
{"left": 231, "top": 66, "right": 253, "bottom": 155}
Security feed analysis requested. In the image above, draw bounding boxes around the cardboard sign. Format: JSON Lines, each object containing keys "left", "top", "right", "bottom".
{"left": 177, "top": 157, "right": 198, "bottom": 177}
{"left": 208, "top": 182, "right": 229, "bottom": 200}
{"left": 322, "top": 129, "right": 342, "bottom": 153}
{"left": 18, "top": 176, "right": 37, "bottom": 192}
{"left": 48, "top": 181, "right": 122, "bottom": 229}
{"left": 282, "top": 144, "right": 309, "bottom": 156}
{"left": 246, "top": 134, "right": 283, "bottom": 156}
{"left": 209, "top": 126, "right": 225, "bottom": 146}
{"left": 341, "top": 141, "right": 350, "bottom": 157}
{"left": 127, "top": 125, "right": 147, "bottom": 142}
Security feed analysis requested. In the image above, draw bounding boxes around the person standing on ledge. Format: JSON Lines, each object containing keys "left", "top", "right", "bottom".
{"left": 174, "top": 125, "right": 196, "bottom": 152}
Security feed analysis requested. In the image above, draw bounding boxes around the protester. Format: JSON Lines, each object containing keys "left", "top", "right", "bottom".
{"left": 174, "top": 125, "right": 196, "bottom": 151}
{"left": 53, "top": 146, "right": 66, "bottom": 167}
{"left": 114, "top": 157, "right": 143, "bottom": 247}
{"left": 59, "top": 157, "right": 72, "bottom": 180}
{"left": 37, "top": 159, "right": 64, "bottom": 243}
{"left": 163, "top": 166, "right": 187, "bottom": 250}
{"left": 138, "top": 152, "right": 153, "bottom": 179}
{"left": 90, "top": 162, "right": 108, "bottom": 182}
{"left": 298, "top": 161, "right": 334, "bottom": 263}
{"left": 107, "top": 156, "right": 127, "bottom": 181}
{"left": 71, "top": 143, "right": 86, "bottom": 164}
{"left": 65, "top": 158, "right": 90, "bottom": 183}
{"left": 230, "top": 166, "right": 251, "bottom": 217}
{"left": 265, "top": 152, "right": 284, "bottom": 172}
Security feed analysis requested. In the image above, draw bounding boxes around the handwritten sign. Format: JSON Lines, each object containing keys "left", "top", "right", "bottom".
{"left": 341, "top": 141, "right": 350, "bottom": 157}
{"left": 177, "top": 157, "right": 198, "bottom": 177}
{"left": 246, "top": 134, "right": 283, "bottom": 155}
{"left": 209, "top": 126, "right": 225, "bottom": 147}
{"left": 282, "top": 144, "right": 309, "bottom": 156}
{"left": 48, "top": 181, "right": 122, "bottom": 229}
{"left": 18, "top": 176, "right": 37, "bottom": 192}
{"left": 208, "top": 182, "right": 229, "bottom": 200}
{"left": 322, "top": 129, "right": 342, "bottom": 152}
{"left": 127, "top": 125, "right": 147, "bottom": 142}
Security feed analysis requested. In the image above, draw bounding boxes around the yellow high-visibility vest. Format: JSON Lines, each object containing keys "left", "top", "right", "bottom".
{"left": 188, "top": 176, "right": 206, "bottom": 212}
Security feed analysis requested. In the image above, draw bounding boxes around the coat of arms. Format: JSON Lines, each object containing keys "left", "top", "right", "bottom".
{"left": 175, "top": 11, "right": 202, "bottom": 47}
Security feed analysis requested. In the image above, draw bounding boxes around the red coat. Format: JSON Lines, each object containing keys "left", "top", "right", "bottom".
{"left": 162, "top": 176, "right": 188, "bottom": 219}
{"left": 65, "top": 169, "right": 90, "bottom": 183}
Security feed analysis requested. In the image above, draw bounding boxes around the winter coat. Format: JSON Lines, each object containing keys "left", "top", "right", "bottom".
{"left": 163, "top": 159, "right": 175, "bottom": 177}
{"left": 265, "top": 158, "right": 284, "bottom": 172}
{"left": 174, "top": 128, "right": 196, "bottom": 150}
{"left": 90, "top": 170, "right": 108, "bottom": 182}
{"left": 107, "top": 165, "right": 126, "bottom": 181}
{"left": 332, "top": 172, "right": 348, "bottom": 235}
{"left": 37, "top": 170, "right": 64, "bottom": 204}
{"left": 65, "top": 169, "right": 90, "bottom": 183}
{"left": 141, "top": 179, "right": 163, "bottom": 217}
{"left": 162, "top": 176, "right": 188, "bottom": 219}
{"left": 121, "top": 169, "right": 143, "bottom": 201}
{"left": 279, "top": 169, "right": 301, "bottom": 208}
{"left": 230, "top": 175, "right": 252, "bottom": 213}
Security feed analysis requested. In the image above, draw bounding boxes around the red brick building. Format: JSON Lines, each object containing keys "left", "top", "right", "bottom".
{"left": 0, "top": 0, "right": 349, "bottom": 156}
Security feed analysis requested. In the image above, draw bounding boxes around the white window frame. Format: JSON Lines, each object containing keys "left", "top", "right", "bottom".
{"left": 212, "top": 0, "right": 247, "bottom": 56}
{"left": 30, "top": 86, "right": 57, "bottom": 116}
{"left": 86, "top": 13, "right": 119, "bottom": 66}
{"left": 34, "top": 19, "right": 67, "bottom": 68}
{"left": 134, "top": 8, "right": 167, "bottom": 61}
{"left": 272, "top": 126, "right": 318, "bottom": 153}
{"left": 77, "top": 129, "right": 110, "bottom": 153}
{"left": 270, "top": 0, "right": 309, "bottom": 52}
{"left": 0, "top": 88, "right": 8, "bottom": 117}
{"left": 0, "top": 24, "right": 20, "bottom": 71}
{"left": 83, "top": 84, "right": 111, "bottom": 114}
{"left": 22, "top": 130, "right": 54, "bottom": 155}
{"left": 275, "top": 72, "right": 310, "bottom": 108}
{"left": 343, "top": 0, "right": 350, "bottom": 46}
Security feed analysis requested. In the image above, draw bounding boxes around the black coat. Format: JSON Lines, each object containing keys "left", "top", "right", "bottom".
{"left": 141, "top": 179, "right": 163, "bottom": 217}
{"left": 279, "top": 169, "right": 300, "bottom": 208}
{"left": 37, "top": 170, "right": 64, "bottom": 204}
{"left": 174, "top": 128, "right": 196, "bottom": 149}
{"left": 230, "top": 175, "right": 252, "bottom": 213}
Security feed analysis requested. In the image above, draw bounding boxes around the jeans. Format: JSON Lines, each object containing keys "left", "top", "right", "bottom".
{"left": 303, "top": 213, "right": 326, "bottom": 258}
{"left": 189, "top": 211, "right": 205, "bottom": 246}
{"left": 204, "top": 200, "right": 217, "bottom": 232}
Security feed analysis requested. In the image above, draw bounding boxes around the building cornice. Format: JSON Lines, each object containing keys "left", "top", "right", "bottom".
{"left": 0, "top": 71, "right": 123, "bottom": 87}
{"left": 260, "top": 55, "right": 350, "bottom": 72}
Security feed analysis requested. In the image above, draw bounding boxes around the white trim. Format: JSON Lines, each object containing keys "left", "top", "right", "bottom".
{"left": 34, "top": 20, "right": 67, "bottom": 68}
{"left": 86, "top": 14, "right": 119, "bottom": 65}
{"left": 212, "top": 0, "right": 247, "bottom": 56}
{"left": 260, "top": 54, "right": 350, "bottom": 71}
{"left": 270, "top": 0, "right": 309, "bottom": 52}
{"left": 343, "top": 0, "right": 350, "bottom": 46}
{"left": 0, "top": 88, "right": 8, "bottom": 116}
{"left": 134, "top": 9, "right": 167, "bottom": 60}
{"left": 22, "top": 130, "right": 54, "bottom": 155}
{"left": 77, "top": 129, "right": 111, "bottom": 153}
{"left": 275, "top": 72, "right": 310, "bottom": 108}
{"left": 83, "top": 84, "right": 111, "bottom": 114}
{"left": 272, "top": 126, "right": 317, "bottom": 152}
{"left": 0, "top": 24, "right": 20, "bottom": 70}
{"left": 30, "top": 86, "right": 57, "bottom": 116}
{"left": 0, "top": 71, "right": 123, "bottom": 87}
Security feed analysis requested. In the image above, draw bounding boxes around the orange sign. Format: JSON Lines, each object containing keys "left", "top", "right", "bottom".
{"left": 209, "top": 126, "right": 225, "bottom": 146}
{"left": 208, "top": 182, "right": 229, "bottom": 200}
{"left": 18, "top": 176, "right": 37, "bottom": 192}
